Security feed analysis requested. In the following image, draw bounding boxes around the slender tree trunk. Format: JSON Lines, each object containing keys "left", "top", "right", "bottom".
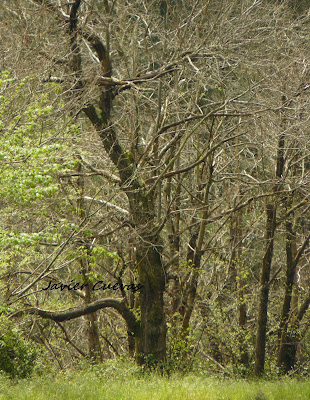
{"left": 182, "top": 158, "right": 213, "bottom": 335}
{"left": 181, "top": 251, "right": 201, "bottom": 335}
{"left": 277, "top": 229, "right": 310, "bottom": 372}
{"left": 232, "top": 208, "right": 249, "bottom": 366}
{"left": 77, "top": 162, "right": 102, "bottom": 361}
{"left": 127, "top": 237, "right": 137, "bottom": 357}
{"left": 254, "top": 96, "right": 286, "bottom": 376}
{"left": 277, "top": 217, "right": 297, "bottom": 372}
{"left": 279, "top": 294, "right": 310, "bottom": 372}
{"left": 80, "top": 258, "right": 102, "bottom": 361}
{"left": 254, "top": 203, "right": 277, "bottom": 376}
{"left": 231, "top": 138, "right": 249, "bottom": 367}
{"left": 86, "top": 310, "right": 102, "bottom": 360}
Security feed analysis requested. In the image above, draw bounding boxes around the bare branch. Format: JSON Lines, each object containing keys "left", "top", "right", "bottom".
{"left": 83, "top": 196, "right": 129, "bottom": 216}
{"left": 17, "top": 298, "right": 138, "bottom": 334}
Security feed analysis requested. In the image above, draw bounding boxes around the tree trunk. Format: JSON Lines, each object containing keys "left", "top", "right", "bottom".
{"left": 135, "top": 242, "right": 166, "bottom": 364}
{"left": 254, "top": 103, "right": 286, "bottom": 376}
{"left": 126, "top": 185, "right": 167, "bottom": 364}
{"left": 277, "top": 229, "right": 310, "bottom": 373}
{"left": 182, "top": 159, "right": 214, "bottom": 335}
{"left": 232, "top": 208, "right": 249, "bottom": 366}
{"left": 80, "top": 259, "right": 102, "bottom": 361}
{"left": 278, "top": 294, "right": 310, "bottom": 372}
{"left": 277, "top": 217, "right": 296, "bottom": 372}
{"left": 79, "top": 19, "right": 167, "bottom": 363}
{"left": 254, "top": 203, "right": 277, "bottom": 376}
{"left": 77, "top": 162, "right": 102, "bottom": 361}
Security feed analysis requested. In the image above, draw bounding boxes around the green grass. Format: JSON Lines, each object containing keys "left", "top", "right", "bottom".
{"left": 0, "top": 361, "right": 309, "bottom": 400}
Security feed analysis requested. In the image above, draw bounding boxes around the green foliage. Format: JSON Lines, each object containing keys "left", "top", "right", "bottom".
{"left": 0, "top": 71, "right": 78, "bottom": 263}
{"left": 164, "top": 315, "right": 198, "bottom": 374}
{"left": 0, "top": 316, "right": 37, "bottom": 379}
{"left": 92, "top": 246, "right": 120, "bottom": 261}
{"left": 0, "top": 72, "right": 65, "bottom": 205}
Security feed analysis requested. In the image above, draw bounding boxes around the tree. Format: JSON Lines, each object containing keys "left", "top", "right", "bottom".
{"left": 1, "top": 0, "right": 309, "bottom": 372}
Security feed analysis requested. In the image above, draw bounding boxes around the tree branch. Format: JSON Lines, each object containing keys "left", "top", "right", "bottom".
{"left": 83, "top": 196, "right": 129, "bottom": 216}
{"left": 19, "top": 298, "right": 138, "bottom": 334}
{"left": 297, "top": 294, "right": 310, "bottom": 323}
{"left": 79, "top": 27, "right": 111, "bottom": 76}
{"left": 145, "top": 132, "right": 243, "bottom": 185}
{"left": 77, "top": 154, "right": 121, "bottom": 184}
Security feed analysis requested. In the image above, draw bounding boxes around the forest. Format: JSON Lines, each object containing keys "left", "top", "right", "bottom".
{"left": 0, "top": 0, "right": 309, "bottom": 398}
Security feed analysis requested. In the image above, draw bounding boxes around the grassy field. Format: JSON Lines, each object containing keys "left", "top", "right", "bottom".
{"left": 0, "top": 361, "right": 309, "bottom": 400}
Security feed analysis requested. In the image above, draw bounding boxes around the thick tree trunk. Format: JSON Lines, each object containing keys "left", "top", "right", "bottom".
{"left": 81, "top": 46, "right": 167, "bottom": 365}
{"left": 13, "top": 1, "right": 167, "bottom": 366}
{"left": 135, "top": 243, "right": 166, "bottom": 364}
{"left": 82, "top": 108, "right": 167, "bottom": 364}
{"left": 83, "top": 110, "right": 167, "bottom": 364}
{"left": 127, "top": 187, "right": 167, "bottom": 364}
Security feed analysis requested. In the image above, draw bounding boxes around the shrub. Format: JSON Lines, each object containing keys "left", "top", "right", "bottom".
{"left": 0, "top": 315, "right": 37, "bottom": 379}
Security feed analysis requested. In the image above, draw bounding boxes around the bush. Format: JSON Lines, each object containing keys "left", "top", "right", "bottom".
{"left": 0, "top": 315, "right": 37, "bottom": 379}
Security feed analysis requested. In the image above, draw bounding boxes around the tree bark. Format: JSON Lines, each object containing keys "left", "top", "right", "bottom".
{"left": 277, "top": 230, "right": 310, "bottom": 372}
{"left": 76, "top": 162, "right": 102, "bottom": 361}
{"left": 254, "top": 97, "right": 286, "bottom": 376}
{"left": 135, "top": 240, "right": 166, "bottom": 364}
{"left": 232, "top": 207, "right": 249, "bottom": 366}
{"left": 20, "top": 298, "right": 138, "bottom": 331}
{"left": 182, "top": 158, "right": 214, "bottom": 335}
{"left": 80, "top": 257, "right": 102, "bottom": 361}
{"left": 278, "top": 293, "right": 310, "bottom": 372}
{"left": 61, "top": 0, "right": 167, "bottom": 364}
{"left": 254, "top": 203, "right": 277, "bottom": 376}
{"left": 277, "top": 217, "right": 297, "bottom": 372}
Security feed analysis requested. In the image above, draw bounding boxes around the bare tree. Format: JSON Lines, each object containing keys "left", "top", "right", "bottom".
{"left": 1, "top": 0, "right": 309, "bottom": 371}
